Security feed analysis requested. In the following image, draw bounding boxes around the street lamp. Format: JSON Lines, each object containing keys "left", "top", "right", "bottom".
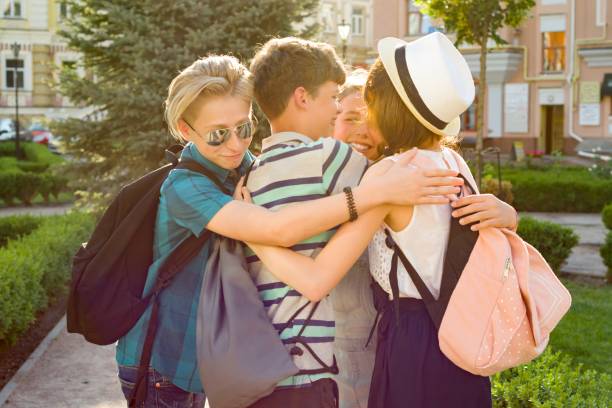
{"left": 337, "top": 19, "right": 351, "bottom": 61}
{"left": 10, "top": 42, "right": 21, "bottom": 159}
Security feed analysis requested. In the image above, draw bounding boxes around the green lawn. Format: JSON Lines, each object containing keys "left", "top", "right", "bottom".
{"left": 549, "top": 280, "right": 611, "bottom": 374}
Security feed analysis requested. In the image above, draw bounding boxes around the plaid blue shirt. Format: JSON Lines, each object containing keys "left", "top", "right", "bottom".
{"left": 116, "top": 142, "right": 253, "bottom": 393}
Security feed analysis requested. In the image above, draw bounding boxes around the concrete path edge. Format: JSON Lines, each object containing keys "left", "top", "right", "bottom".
{"left": 0, "top": 316, "right": 67, "bottom": 407}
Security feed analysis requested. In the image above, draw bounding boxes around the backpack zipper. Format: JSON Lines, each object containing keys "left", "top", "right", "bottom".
{"left": 503, "top": 257, "right": 512, "bottom": 280}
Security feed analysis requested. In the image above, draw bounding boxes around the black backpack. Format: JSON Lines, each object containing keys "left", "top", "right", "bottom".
{"left": 66, "top": 146, "right": 230, "bottom": 406}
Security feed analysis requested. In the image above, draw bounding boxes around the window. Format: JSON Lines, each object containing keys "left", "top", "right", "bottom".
{"left": 542, "top": 31, "right": 565, "bottom": 72}
{"left": 321, "top": 3, "right": 335, "bottom": 33}
{"left": 5, "top": 59, "right": 24, "bottom": 89}
{"left": 596, "top": 0, "right": 606, "bottom": 27}
{"left": 3, "top": 0, "right": 22, "bottom": 18}
{"left": 351, "top": 8, "right": 364, "bottom": 36}
{"left": 406, "top": 0, "right": 432, "bottom": 36}
{"left": 461, "top": 84, "right": 478, "bottom": 131}
{"left": 58, "top": 1, "right": 71, "bottom": 21}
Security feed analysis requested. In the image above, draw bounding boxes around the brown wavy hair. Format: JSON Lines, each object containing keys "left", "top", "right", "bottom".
{"left": 364, "top": 58, "right": 457, "bottom": 155}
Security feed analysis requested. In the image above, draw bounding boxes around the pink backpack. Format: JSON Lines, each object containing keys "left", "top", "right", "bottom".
{"left": 383, "top": 150, "right": 572, "bottom": 376}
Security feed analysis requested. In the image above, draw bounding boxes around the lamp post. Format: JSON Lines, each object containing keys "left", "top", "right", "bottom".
{"left": 10, "top": 42, "right": 21, "bottom": 159}
{"left": 337, "top": 19, "right": 351, "bottom": 61}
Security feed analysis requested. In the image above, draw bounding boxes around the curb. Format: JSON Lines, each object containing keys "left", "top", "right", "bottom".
{"left": 0, "top": 315, "right": 67, "bottom": 407}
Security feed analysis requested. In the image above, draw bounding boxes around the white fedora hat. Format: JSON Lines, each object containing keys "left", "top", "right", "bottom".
{"left": 377, "top": 32, "right": 475, "bottom": 137}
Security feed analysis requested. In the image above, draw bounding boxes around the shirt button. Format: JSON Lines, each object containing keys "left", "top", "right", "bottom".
{"left": 155, "top": 382, "right": 161, "bottom": 388}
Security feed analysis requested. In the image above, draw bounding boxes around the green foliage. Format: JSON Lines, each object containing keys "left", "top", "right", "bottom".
{"left": 588, "top": 159, "right": 612, "bottom": 180}
{"left": 0, "top": 171, "right": 69, "bottom": 206}
{"left": 492, "top": 349, "right": 612, "bottom": 407}
{"left": 16, "top": 162, "right": 50, "bottom": 173}
{"left": 0, "top": 212, "right": 94, "bottom": 344}
{"left": 0, "top": 171, "right": 19, "bottom": 206}
{"left": 0, "top": 215, "right": 43, "bottom": 247}
{"left": 601, "top": 232, "right": 612, "bottom": 284}
{"left": 549, "top": 280, "right": 612, "bottom": 374}
{"left": 21, "top": 143, "right": 63, "bottom": 166}
{"left": 503, "top": 169, "right": 612, "bottom": 212}
{"left": 53, "top": 0, "right": 319, "bottom": 200}
{"left": 0, "top": 142, "right": 17, "bottom": 157}
{"left": 479, "top": 176, "right": 514, "bottom": 204}
{"left": 416, "top": 0, "right": 535, "bottom": 47}
{"left": 517, "top": 216, "right": 579, "bottom": 272}
{"left": 602, "top": 203, "right": 612, "bottom": 230}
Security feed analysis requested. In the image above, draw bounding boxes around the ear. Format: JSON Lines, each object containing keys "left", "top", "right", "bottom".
{"left": 291, "top": 86, "right": 310, "bottom": 111}
{"left": 177, "top": 119, "right": 193, "bottom": 142}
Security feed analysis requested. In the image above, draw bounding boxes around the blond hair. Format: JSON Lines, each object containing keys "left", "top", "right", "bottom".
{"left": 338, "top": 68, "right": 368, "bottom": 101}
{"left": 164, "top": 55, "right": 253, "bottom": 141}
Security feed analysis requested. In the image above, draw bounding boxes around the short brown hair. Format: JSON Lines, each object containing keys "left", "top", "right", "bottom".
{"left": 364, "top": 58, "right": 456, "bottom": 154}
{"left": 250, "top": 37, "right": 346, "bottom": 120}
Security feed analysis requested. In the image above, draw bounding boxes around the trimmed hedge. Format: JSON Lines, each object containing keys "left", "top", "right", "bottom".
{"left": 601, "top": 232, "right": 612, "bottom": 284}
{"left": 503, "top": 169, "right": 612, "bottom": 213}
{"left": 0, "top": 215, "right": 42, "bottom": 247}
{"left": 602, "top": 203, "right": 612, "bottom": 230}
{"left": 0, "top": 171, "right": 68, "bottom": 205}
{"left": 517, "top": 216, "right": 579, "bottom": 273}
{"left": 0, "top": 212, "right": 94, "bottom": 344}
{"left": 480, "top": 176, "right": 514, "bottom": 204}
{"left": 492, "top": 349, "right": 611, "bottom": 407}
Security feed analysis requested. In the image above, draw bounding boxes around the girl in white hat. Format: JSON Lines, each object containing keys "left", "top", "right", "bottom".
{"left": 241, "top": 32, "right": 518, "bottom": 407}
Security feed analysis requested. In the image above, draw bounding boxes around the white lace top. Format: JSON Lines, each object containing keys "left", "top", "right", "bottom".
{"left": 368, "top": 148, "right": 460, "bottom": 299}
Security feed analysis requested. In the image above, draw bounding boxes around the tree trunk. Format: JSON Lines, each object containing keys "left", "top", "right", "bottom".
{"left": 476, "top": 37, "right": 489, "bottom": 190}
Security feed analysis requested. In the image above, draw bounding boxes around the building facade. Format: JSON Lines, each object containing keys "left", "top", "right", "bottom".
{"left": 0, "top": 0, "right": 88, "bottom": 124}
{"left": 316, "top": 0, "right": 376, "bottom": 66}
{"left": 372, "top": 0, "right": 612, "bottom": 155}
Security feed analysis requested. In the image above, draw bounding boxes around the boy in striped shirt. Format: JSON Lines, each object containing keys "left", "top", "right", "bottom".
{"left": 245, "top": 37, "right": 366, "bottom": 407}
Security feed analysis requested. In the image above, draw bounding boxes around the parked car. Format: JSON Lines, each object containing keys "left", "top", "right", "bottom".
{"left": 0, "top": 118, "right": 32, "bottom": 142}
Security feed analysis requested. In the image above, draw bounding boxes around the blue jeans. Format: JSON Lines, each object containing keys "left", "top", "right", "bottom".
{"left": 117, "top": 365, "right": 205, "bottom": 408}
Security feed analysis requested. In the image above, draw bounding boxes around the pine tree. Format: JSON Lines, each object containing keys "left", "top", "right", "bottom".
{"left": 54, "top": 0, "right": 318, "bottom": 200}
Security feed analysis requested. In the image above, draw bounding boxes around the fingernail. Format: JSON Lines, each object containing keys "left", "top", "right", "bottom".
{"left": 471, "top": 226, "right": 477, "bottom": 231}
{"left": 451, "top": 211, "right": 458, "bottom": 217}
{"left": 451, "top": 201, "right": 457, "bottom": 207}
{"left": 459, "top": 219, "right": 465, "bottom": 225}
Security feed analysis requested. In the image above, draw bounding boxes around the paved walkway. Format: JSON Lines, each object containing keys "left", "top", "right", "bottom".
{"left": 0, "top": 204, "right": 73, "bottom": 218}
{"left": 0, "top": 212, "right": 606, "bottom": 407}
{"left": 525, "top": 212, "right": 606, "bottom": 278}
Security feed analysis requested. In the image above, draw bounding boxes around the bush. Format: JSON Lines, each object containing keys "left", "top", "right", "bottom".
{"left": 0, "top": 142, "right": 17, "bottom": 157}
{"left": 480, "top": 176, "right": 514, "bottom": 204}
{"left": 503, "top": 169, "right": 612, "bottom": 213}
{"left": 14, "top": 172, "right": 44, "bottom": 205}
{"left": 601, "top": 232, "right": 612, "bottom": 284}
{"left": 0, "top": 212, "right": 94, "bottom": 344}
{"left": 517, "top": 216, "right": 579, "bottom": 273}
{"left": 0, "top": 171, "right": 68, "bottom": 206}
{"left": 0, "top": 215, "right": 42, "bottom": 247}
{"left": 602, "top": 203, "right": 612, "bottom": 230}
{"left": 16, "top": 161, "right": 49, "bottom": 173}
{"left": 22, "top": 142, "right": 63, "bottom": 165}
{"left": 0, "top": 171, "right": 19, "bottom": 206}
{"left": 492, "top": 349, "right": 612, "bottom": 407}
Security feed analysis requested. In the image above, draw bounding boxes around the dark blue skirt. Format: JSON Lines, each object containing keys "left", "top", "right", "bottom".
{"left": 368, "top": 291, "right": 491, "bottom": 408}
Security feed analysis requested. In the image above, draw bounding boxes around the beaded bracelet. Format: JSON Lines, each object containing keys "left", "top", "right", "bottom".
{"left": 343, "top": 186, "right": 358, "bottom": 221}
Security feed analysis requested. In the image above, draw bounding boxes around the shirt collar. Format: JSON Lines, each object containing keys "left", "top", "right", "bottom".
{"left": 261, "top": 132, "right": 315, "bottom": 153}
{"left": 180, "top": 142, "right": 254, "bottom": 183}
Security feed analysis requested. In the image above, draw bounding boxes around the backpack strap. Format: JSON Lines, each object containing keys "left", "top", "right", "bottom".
{"left": 383, "top": 229, "right": 446, "bottom": 330}
{"left": 129, "top": 155, "right": 232, "bottom": 407}
{"left": 277, "top": 300, "right": 339, "bottom": 376}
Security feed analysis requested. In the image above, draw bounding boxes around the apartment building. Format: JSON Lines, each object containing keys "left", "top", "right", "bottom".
{"left": 0, "top": 0, "right": 88, "bottom": 123}
{"left": 373, "top": 0, "right": 612, "bottom": 154}
{"left": 316, "top": 0, "right": 376, "bottom": 66}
